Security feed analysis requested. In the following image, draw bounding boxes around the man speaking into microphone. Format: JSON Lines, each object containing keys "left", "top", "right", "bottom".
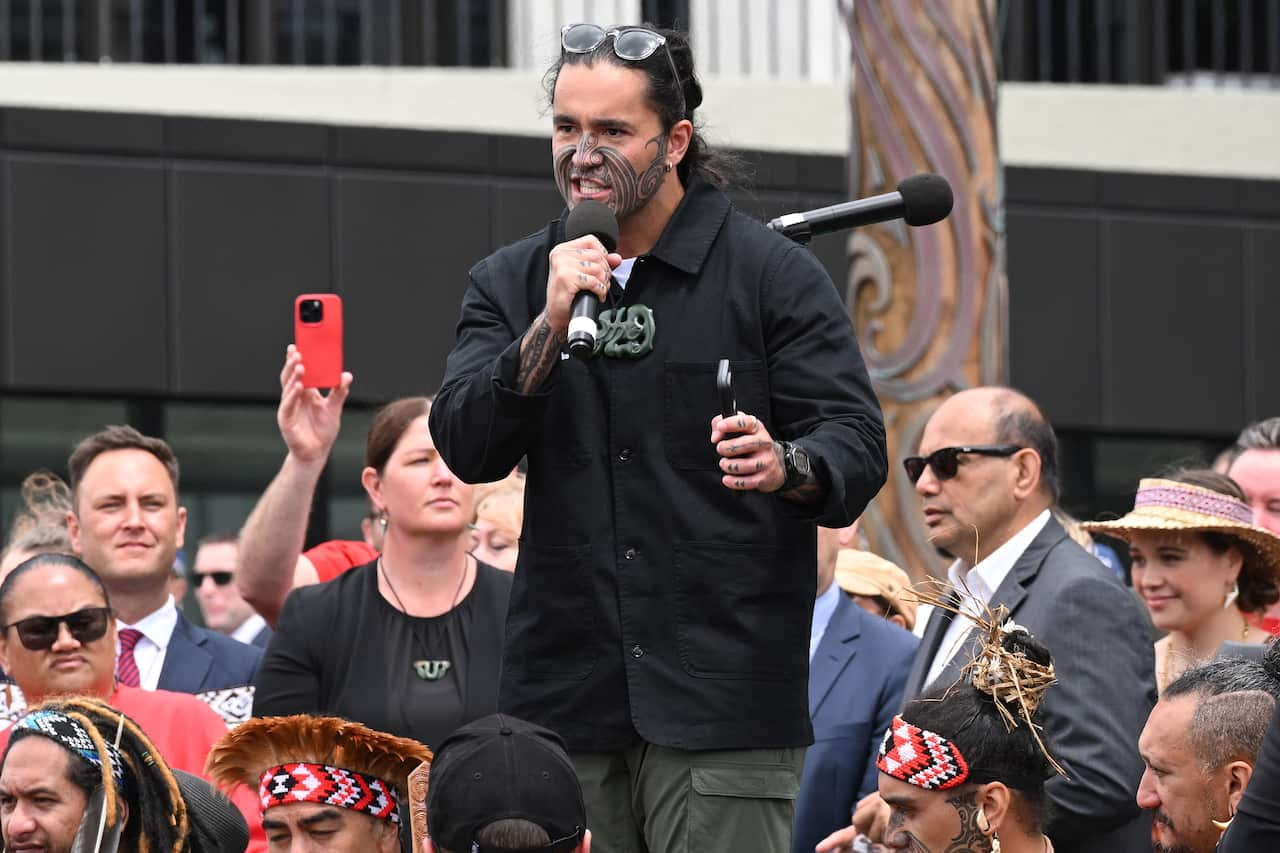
{"left": 430, "top": 23, "right": 887, "bottom": 853}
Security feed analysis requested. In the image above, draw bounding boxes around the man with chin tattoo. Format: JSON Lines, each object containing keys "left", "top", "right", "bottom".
{"left": 430, "top": 22, "right": 886, "bottom": 853}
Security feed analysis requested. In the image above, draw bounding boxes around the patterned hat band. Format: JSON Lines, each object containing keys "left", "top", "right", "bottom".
{"left": 259, "top": 763, "right": 400, "bottom": 823}
{"left": 876, "top": 715, "right": 970, "bottom": 791}
{"left": 14, "top": 709, "right": 127, "bottom": 793}
{"left": 1133, "top": 482, "right": 1253, "bottom": 526}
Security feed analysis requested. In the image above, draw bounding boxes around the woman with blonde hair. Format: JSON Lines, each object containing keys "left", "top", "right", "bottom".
{"left": 1084, "top": 468, "right": 1280, "bottom": 693}
{"left": 0, "top": 471, "right": 74, "bottom": 577}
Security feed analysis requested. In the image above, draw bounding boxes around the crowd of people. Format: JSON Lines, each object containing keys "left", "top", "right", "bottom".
{"left": 1, "top": 21, "right": 1279, "bottom": 853}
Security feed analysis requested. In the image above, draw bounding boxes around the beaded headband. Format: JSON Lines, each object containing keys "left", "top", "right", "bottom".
{"left": 14, "top": 709, "right": 126, "bottom": 792}
{"left": 876, "top": 715, "right": 970, "bottom": 791}
{"left": 259, "top": 763, "right": 400, "bottom": 823}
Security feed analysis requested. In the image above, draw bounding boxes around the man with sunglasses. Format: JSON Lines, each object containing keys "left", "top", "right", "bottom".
{"left": 431, "top": 23, "right": 886, "bottom": 853}
{"left": 843, "top": 387, "right": 1155, "bottom": 853}
{"left": 193, "top": 531, "right": 272, "bottom": 648}
{"left": 0, "top": 553, "right": 269, "bottom": 850}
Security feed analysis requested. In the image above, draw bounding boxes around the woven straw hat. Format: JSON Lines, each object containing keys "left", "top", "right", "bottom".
{"left": 1082, "top": 478, "right": 1280, "bottom": 580}
{"left": 835, "top": 549, "right": 918, "bottom": 630}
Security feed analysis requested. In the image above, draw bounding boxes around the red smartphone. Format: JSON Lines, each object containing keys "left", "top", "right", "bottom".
{"left": 294, "top": 294, "right": 343, "bottom": 388}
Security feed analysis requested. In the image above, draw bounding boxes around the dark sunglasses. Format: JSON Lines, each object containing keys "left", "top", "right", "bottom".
{"left": 2, "top": 606, "right": 112, "bottom": 652}
{"left": 561, "top": 23, "right": 687, "bottom": 119}
{"left": 193, "top": 571, "right": 234, "bottom": 587}
{"left": 902, "top": 445, "right": 1024, "bottom": 483}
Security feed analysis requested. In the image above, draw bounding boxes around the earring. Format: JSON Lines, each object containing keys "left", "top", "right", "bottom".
{"left": 991, "top": 832, "right": 1001, "bottom": 853}
{"left": 664, "top": 161, "right": 673, "bottom": 172}
{"left": 976, "top": 811, "right": 990, "bottom": 834}
{"left": 1212, "top": 804, "right": 1236, "bottom": 832}
{"left": 379, "top": 511, "right": 388, "bottom": 530}
{"left": 1224, "top": 582, "right": 1240, "bottom": 610}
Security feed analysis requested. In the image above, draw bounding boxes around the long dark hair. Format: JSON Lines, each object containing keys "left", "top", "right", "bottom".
{"left": 543, "top": 24, "right": 749, "bottom": 190}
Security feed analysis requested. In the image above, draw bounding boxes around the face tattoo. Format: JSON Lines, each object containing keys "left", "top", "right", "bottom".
{"left": 554, "top": 128, "right": 669, "bottom": 220}
{"left": 884, "top": 790, "right": 992, "bottom": 853}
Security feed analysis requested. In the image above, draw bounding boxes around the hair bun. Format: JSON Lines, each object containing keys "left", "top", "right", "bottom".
{"left": 969, "top": 623, "right": 1058, "bottom": 720}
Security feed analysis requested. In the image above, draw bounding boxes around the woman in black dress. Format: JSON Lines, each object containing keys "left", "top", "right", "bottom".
{"left": 253, "top": 397, "right": 512, "bottom": 751}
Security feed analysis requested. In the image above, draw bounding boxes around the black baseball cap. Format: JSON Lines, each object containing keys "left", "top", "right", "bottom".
{"left": 426, "top": 714, "right": 585, "bottom": 853}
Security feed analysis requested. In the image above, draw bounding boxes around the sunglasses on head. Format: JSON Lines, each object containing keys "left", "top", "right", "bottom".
{"left": 560, "top": 23, "right": 687, "bottom": 120}
{"left": 194, "top": 571, "right": 234, "bottom": 587}
{"left": 2, "top": 606, "right": 112, "bottom": 652}
{"left": 902, "top": 445, "right": 1024, "bottom": 483}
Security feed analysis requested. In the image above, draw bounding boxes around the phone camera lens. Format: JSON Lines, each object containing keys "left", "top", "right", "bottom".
{"left": 299, "top": 300, "right": 324, "bottom": 323}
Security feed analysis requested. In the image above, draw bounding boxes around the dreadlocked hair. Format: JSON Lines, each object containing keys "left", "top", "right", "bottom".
{"left": 42, "top": 696, "right": 189, "bottom": 853}
{"left": 206, "top": 714, "right": 433, "bottom": 797}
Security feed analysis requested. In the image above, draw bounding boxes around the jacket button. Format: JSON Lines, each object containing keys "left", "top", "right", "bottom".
{"left": 624, "top": 548, "right": 637, "bottom": 560}
{"left": 618, "top": 448, "right": 632, "bottom": 462}
{"left": 631, "top": 645, "right": 644, "bottom": 659}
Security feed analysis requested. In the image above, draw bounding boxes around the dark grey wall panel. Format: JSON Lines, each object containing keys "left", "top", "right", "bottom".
{"left": 170, "top": 164, "right": 331, "bottom": 396}
{"left": 0, "top": 109, "right": 165, "bottom": 157}
{"left": 5, "top": 155, "right": 167, "bottom": 391}
{"left": 492, "top": 181, "right": 563, "bottom": 247}
{"left": 1105, "top": 218, "right": 1244, "bottom": 433}
{"left": 1008, "top": 212, "right": 1102, "bottom": 428}
{"left": 335, "top": 171, "right": 493, "bottom": 400}
{"left": 168, "top": 118, "right": 330, "bottom": 164}
{"left": 1249, "top": 225, "right": 1280, "bottom": 419}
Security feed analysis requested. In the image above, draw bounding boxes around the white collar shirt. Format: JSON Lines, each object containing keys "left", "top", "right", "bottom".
{"left": 115, "top": 597, "right": 179, "bottom": 691}
{"left": 923, "top": 509, "right": 1051, "bottom": 686}
{"left": 230, "top": 613, "right": 268, "bottom": 646}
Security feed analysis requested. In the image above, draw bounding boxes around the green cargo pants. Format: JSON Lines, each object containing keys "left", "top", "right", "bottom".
{"left": 572, "top": 742, "right": 805, "bottom": 853}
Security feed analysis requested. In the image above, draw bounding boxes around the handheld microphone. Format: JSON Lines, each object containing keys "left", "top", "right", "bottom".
{"left": 564, "top": 201, "right": 620, "bottom": 360}
{"left": 767, "top": 173, "right": 953, "bottom": 244}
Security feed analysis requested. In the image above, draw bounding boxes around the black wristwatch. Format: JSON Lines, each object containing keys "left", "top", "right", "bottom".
{"left": 779, "top": 441, "right": 813, "bottom": 491}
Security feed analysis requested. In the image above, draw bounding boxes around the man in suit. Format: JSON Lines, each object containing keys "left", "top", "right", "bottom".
{"left": 192, "top": 532, "right": 272, "bottom": 648}
{"left": 66, "top": 425, "right": 262, "bottom": 693}
{"left": 794, "top": 527, "right": 917, "bottom": 853}
{"left": 885, "top": 387, "right": 1155, "bottom": 853}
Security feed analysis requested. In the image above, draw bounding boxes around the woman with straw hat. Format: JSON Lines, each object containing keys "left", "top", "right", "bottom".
{"left": 1083, "top": 469, "right": 1280, "bottom": 693}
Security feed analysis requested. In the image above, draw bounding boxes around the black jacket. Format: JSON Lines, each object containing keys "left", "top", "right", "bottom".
{"left": 430, "top": 179, "right": 886, "bottom": 752}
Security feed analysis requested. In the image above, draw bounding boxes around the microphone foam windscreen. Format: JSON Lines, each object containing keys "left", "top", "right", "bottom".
{"left": 565, "top": 200, "right": 620, "bottom": 253}
{"left": 897, "top": 173, "right": 954, "bottom": 227}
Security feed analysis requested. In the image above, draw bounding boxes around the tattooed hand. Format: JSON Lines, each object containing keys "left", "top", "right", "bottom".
{"left": 544, "top": 235, "right": 622, "bottom": 336}
{"left": 711, "top": 412, "right": 785, "bottom": 493}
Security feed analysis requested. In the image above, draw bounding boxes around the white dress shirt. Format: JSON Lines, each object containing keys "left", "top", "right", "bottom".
{"left": 923, "top": 510, "right": 1051, "bottom": 686}
{"left": 115, "top": 597, "right": 179, "bottom": 691}
{"left": 231, "top": 612, "right": 268, "bottom": 645}
{"left": 809, "top": 580, "right": 842, "bottom": 663}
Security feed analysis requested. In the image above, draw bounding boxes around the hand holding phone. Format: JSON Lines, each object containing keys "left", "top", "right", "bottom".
{"left": 294, "top": 294, "right": 343, "bottom": 389}
{"left": 717, "top": 358, "right": 736, "bottom": 420}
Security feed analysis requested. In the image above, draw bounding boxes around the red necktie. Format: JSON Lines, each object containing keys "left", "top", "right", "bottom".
{"left": 116, "top": 628, "right": 144, "bottom": 687}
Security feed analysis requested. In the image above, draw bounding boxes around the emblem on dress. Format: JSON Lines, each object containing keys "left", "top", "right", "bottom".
{"left": 413, "top": 660, "right": 452, "bottom": 681}
{"left": 593, "top": 305, "right": 656, "bottom": 358}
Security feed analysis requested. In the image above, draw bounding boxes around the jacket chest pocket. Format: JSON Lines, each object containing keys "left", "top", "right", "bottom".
{"left": 663, "top": 360, "right": 768, "bottom": 470}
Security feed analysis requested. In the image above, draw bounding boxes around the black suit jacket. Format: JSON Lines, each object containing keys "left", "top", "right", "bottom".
{"left": 157, "top": 611, "right": 263, "bottom": 694}
{"left": 904, "top": 516, "right": 1156, "bottom": 853}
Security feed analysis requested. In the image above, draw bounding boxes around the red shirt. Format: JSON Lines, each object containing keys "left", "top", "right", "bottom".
{"left": 0, "top": 685, "right": 266, "bottom": 853}
{"left": 304, "top": 540, "right": 379, "bottom": 583}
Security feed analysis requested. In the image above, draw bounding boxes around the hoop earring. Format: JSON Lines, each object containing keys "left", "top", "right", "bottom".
{"left": 1212, "top": 804, "right": 1236, "bottom": 832}
{"left": 1224, "top": 582, "right": 1240, "bottom": 610}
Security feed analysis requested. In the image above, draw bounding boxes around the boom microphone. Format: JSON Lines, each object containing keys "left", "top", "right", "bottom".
{"left": 767, "top": 173, "right": 953, "bottom": 244}
{"left": 564, "top": 200, "right": 619, "bottom": 360}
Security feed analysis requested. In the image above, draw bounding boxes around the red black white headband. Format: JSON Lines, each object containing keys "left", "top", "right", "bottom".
{"left": 259, "top": 763, "right": 400, "bottom": 823}
{"left": 876, "top": 715, "right": 970, "bottom": 790}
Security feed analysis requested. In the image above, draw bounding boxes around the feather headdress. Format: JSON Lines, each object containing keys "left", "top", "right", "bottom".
{"left": 205, "top": 715, "right": 432, "bottom": 798}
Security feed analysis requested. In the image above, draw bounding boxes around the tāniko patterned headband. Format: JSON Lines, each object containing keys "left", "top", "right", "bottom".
{"left": 14, "top": 709, "right": 126, "bottom": 792}
{"left": 259, "top": 763, "right": 400, "bottom": 823}
{"left": 876, "top": 715, "right": 970, "bottom": 790}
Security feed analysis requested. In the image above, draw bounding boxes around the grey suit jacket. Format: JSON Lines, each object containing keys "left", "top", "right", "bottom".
{"left": 904, "top": 516, "right": 1156, "bottom": 853}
